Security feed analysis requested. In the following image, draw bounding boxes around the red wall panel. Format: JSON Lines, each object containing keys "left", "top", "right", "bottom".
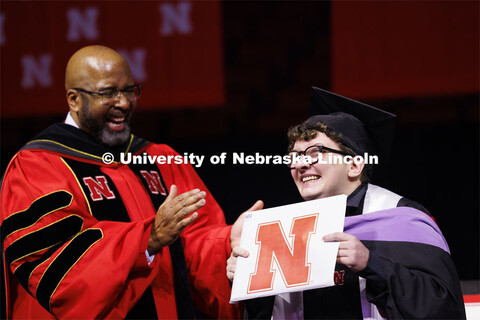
{"left": 331, "top": 1, "right": 479, "bottom": 99}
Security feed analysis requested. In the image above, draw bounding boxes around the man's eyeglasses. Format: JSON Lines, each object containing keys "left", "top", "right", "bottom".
{"left": 286, "top": 144, "right": 351, "bottom": 169}
{"left": 73, "top": 85, "right": 142, "bottom": 103}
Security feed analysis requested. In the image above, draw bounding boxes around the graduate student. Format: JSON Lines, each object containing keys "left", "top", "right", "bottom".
{"left": 0, "top": 45, "right": 262, "bottom": 319}
{"left": 227, "top": 87, "right": 466, "bottom": 319}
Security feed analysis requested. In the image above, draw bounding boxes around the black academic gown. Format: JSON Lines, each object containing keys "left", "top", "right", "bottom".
{"left": 244, "top": 184, "right": 465, "bottom": 319}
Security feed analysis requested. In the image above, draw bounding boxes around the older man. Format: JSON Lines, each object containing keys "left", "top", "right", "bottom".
{"left": 227, "top": 87, "right": 465, "bottom": 319}
{"left": 1, "top": 45, "right": 261, "bottom": 319}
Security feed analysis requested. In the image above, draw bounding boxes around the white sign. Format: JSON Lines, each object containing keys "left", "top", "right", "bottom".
{"left": 230, "top": 195, "right": 346, "bottom": 302}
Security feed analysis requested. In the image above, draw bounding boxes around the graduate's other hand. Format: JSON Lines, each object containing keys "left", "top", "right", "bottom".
{"left": 323, "top": 232, "right": 369, "bottom": 273}
{"left": 227, "top": 246, "right": 249, "bottom": 282}
{"left": 230, "top": 200, "right": 264, "bottom": 250}
{"left": 147, "top": 185, "right": 204, "bottom": 254}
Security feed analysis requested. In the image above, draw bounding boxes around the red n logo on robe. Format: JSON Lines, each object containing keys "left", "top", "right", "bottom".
{"left": 248, "top": 214, "right": 318, "bottom": 293}
{"left": 140, "top": 170, "right": 167, "bottom": 195}
{"left": 82, "top": 176, "right": 116, "bottom": 201}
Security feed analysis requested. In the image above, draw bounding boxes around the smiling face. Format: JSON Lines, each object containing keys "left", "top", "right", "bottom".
{"left": 290, "top": 131, "right": 362, "bottom": 201}
{"left": 65, "top": 46, "right": 136, "bottom": 147}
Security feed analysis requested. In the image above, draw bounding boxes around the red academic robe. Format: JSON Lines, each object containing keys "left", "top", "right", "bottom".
{"left": 1, "top": 123, "right": 240, "bottom": 319}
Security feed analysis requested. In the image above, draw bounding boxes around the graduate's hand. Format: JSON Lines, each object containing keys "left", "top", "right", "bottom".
{"left": 230, "top": 200, "right": 264, "bottom": 250}
{"left": 323, "top": 232, "right": 369, "bottom": 273}
{"left": 227, "top": 246, "right": 249, "bottom": 282}
{"left": 147, "top": 185, "right": 204, "bottom": 254}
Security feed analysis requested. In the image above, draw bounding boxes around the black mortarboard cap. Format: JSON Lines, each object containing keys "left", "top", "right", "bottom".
{"left": 307, "top": 87, "right": 397, "bottom": 181}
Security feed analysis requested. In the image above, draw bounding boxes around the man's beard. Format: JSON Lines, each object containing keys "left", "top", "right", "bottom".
{"left": 80, "top": 97, "right": 133, "bottom": 147}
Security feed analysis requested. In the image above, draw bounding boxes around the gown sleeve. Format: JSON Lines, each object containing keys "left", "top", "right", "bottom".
{"left": 148, "top": 144, "right": 242, "bottom": 319}
{"left": 355, "top": 210, "right": 466, "bottom": 319}
{"left": 1, "top": 150, "right": 161, "bottom": 319}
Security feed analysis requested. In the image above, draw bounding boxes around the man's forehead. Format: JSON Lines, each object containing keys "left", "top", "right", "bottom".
{"left": 82, "top": 59, "right": 133, "bottom": 89}
{"left": 92, "top": 74, "right": 133, "bottom": 89}
{"left": 293, "top": 132, "right": 339, "bottom": 150}
{"left": 84, "top": 56, "right": 116, "bottom": 73}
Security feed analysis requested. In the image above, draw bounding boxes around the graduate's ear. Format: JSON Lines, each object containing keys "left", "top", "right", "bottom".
{"left": 66, "top": 89, "right": 81, "bottom": 113}
{"left": 347, "top": 157, "right": 365, "bottom": 181}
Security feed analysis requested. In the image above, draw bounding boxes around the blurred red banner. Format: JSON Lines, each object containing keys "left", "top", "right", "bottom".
{"left": 331, "top": 1, "right": 479, "bottom": 99}
{"left": 0, "top": 1, "right": 224, "bottom": 117}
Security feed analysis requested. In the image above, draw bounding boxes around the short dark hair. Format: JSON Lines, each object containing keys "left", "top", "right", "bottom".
{"left": 287, "top": 119, "right": 370, "bottom": 183}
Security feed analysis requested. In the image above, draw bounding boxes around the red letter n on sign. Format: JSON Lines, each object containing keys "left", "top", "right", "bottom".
{"left": 248, "top": 214, "right": 318, "bottom": 293}
{"left": 83, "top": 176, "right": 115, "bottom": 201}
{"left": 140, "top": 170, "right": 167, "bottom": 195}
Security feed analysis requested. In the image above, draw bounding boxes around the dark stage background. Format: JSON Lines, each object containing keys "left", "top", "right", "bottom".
{"left": 1, "top": 1, "right": 478, "bottom": 284}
